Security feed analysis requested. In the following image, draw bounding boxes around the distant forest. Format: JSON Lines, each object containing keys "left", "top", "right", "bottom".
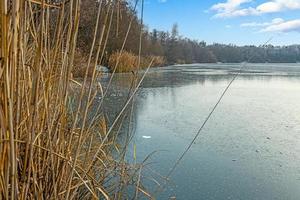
{"left": 78, "top": 0, "right": 300, "bottom": 65}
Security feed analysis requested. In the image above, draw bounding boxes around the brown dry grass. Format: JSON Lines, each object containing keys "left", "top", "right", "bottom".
{"left": 108, "top": 51, "right": 165, "bottom": 73}
{"left": 72, "top": 50, "right": 95, "bottom": 78}
{"left": 0, "top": 0, "right": 153, "bottom": 199}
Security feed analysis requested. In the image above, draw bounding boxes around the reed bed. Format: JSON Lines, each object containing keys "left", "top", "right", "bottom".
{"left": 108, "top": 51, "right": 165, "bottom": 73}
{"left": 0, "top": 0, "right": 152, "bottom": 199}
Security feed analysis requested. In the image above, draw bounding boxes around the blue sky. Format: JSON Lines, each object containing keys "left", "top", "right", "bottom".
{"left": 139, "top": 0, "right": 300, "bottom": 45}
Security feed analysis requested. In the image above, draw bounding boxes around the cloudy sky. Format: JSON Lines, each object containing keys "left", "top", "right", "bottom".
{"left": 142, "top": 0, "right": 300, "bottom": 45}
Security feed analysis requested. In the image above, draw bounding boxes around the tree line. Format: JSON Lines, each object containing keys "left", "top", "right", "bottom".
{"left": 78, "top": 0, "right": 300, "bottom": 66}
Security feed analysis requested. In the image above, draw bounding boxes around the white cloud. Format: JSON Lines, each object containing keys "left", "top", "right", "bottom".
{"left": 214, "top": 7, "right": 258, "bottom": 18}
{"left": 256, "top": 2, "right": 283, "bottom": 13}
{"left": 241, "top": 18, "right": 284, "bottom": 27}
{"left": 211, "top": 0, "right": 252, "bottom": 12}
{"left": 241, "top": 18, "right": 300, "bottom": 33}
{"left": 211, "top": 0, "right": 254, "bottom": 18}
{"left": 211, "top": 0, "right": 300, "bottom": 18}
{"left": 257, "top": 0, "right": 300, "bottom": 13}
{"left": 261, "top": 19, "right": 300, "bottom": 32}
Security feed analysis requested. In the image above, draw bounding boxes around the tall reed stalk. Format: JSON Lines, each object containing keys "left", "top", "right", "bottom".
{"left": 0, "top": 0, "right": 152, "bottom": 199}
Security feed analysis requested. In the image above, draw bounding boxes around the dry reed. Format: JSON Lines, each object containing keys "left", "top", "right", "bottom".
{"left": 0, "top": 0, "right": 153, "bottom": 199}
{"left": 108, "top": 51, "right": 165, "bottom": 73}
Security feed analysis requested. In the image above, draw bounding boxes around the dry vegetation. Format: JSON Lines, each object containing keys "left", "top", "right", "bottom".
{"left": 108, "top": 51, "right": 165, "bottom": 73}
{"left": 72, "top": 50, "right": 95, "bottom": 78}
{"left": 0, "top": 0, "right": 153, "bottom": 199}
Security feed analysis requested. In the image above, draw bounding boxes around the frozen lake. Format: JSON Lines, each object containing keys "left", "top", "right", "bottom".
{"left": 101, "top": 63, "right": 300, "bottom": 199}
